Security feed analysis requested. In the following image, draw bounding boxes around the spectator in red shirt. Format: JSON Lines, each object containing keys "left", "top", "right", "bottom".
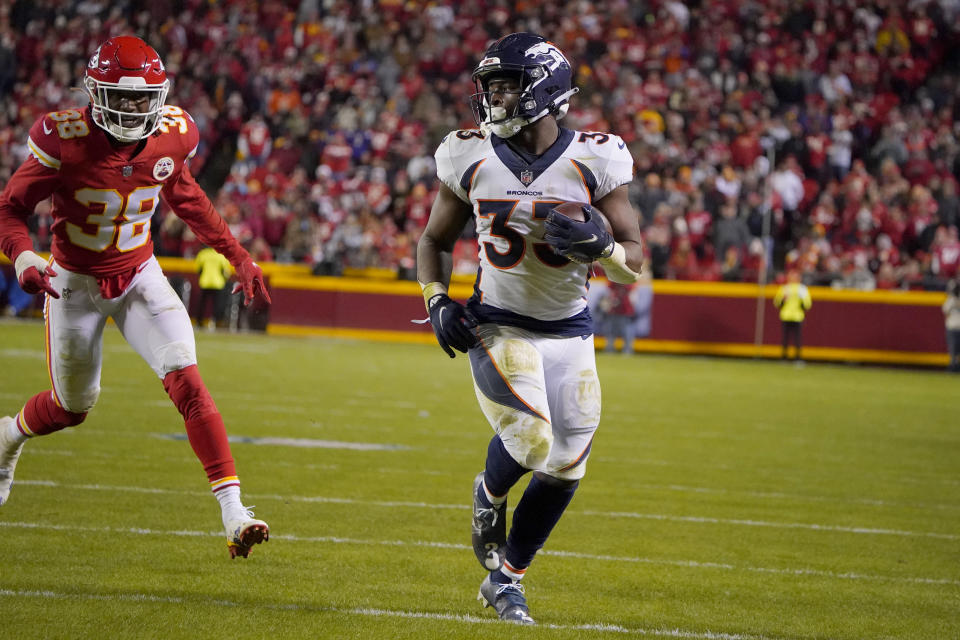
{"left": 320, "top": 132, "right": 353, "bottom": 177}
{"left": 668, "top": 236, "right": 701, "bottom": 281}
{"left": 730, "top": 122, "right": 763, "bottom": 169}
{"left": 599, "top": 282, "right": 638, "bottom": 354}
{"left": 685, "top": 193, "right": 713, "bottom": 259}
{"left": 236, "top": 113, "right": 272, "bottom": 169}
{"left": 933, "top": 226, "right": 960, "bottom": 280}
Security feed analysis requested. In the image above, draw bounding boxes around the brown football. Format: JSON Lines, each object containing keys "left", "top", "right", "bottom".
{"left": 551, "top": 201, "right": 613, "bottom": 232}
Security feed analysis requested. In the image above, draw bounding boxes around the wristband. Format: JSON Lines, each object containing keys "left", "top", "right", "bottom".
{"left": 419, "top": 281, "right": 448, "bottom": 311}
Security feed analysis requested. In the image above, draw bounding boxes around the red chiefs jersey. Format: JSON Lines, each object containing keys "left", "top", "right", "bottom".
{"left": 935, "top": 240, "right": 960, "bottom": 278}
{"left": 0, "top": 105, "right": 245, "bottom": 277}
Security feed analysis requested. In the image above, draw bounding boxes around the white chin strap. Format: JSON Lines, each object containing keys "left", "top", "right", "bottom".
{"left": 481, "top": 105, "right": 548, "bottom": 139}
{"left": 481, "top": 113, "right": 528, "bottom": 138}
{"left": 100, "top": 115, "right": 150, "bottom": 142}
{"left": 480, "top": 88, "right": 579, "bottom": 139}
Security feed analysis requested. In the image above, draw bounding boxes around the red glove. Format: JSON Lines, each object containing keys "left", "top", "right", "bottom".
{"left": 231, "top": 259, "right": 271, "bottom": 306}
{"left": 15, "top": 251, "right": 59, "bottom": 298}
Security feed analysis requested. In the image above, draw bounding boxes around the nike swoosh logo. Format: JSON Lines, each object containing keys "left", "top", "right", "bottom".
{"left": 617, "top": 141, "right": 625, "bottom": 149}
{"left": 438, "top": 306, "right": 447, "bottom": 330}
{"left": 572, "top": 235, "right": 598, "bottom": 244}
{"left": 43, "top": 121, "right": 53, "bottom": 135}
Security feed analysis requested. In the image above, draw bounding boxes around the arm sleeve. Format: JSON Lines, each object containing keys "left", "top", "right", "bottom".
{"left": 0, "top": 156, "right": 60, "bottom": 261}
{"left": 161, "top": 163, "right": 249, "bottom": 266}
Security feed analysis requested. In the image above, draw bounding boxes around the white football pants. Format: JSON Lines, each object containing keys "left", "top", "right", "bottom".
{"left": 43, "top": 256, "right": 197, "bottom": 413}
{"left": 468, "top": 324, "right": 601, "bottom": 480}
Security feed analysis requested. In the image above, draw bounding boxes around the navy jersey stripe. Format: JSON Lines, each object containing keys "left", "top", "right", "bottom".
{"left": 570, "top": 159, "right": 598, "bottom": 202}
{"left": 460, "top": 159, "right": 484, "bottom": 197}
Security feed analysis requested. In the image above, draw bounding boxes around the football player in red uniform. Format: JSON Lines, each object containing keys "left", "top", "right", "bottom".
{"left": 0, "top": 36, "right": 270, "bottom": 558}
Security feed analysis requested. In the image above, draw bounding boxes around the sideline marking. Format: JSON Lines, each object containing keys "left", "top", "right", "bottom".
{"left": 1, "top": 518, "right": 957, "bottom": 588}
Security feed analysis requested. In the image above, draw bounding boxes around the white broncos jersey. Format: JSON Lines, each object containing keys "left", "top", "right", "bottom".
{"left": 435, "top": 127, "right": 634, "bottom": 332}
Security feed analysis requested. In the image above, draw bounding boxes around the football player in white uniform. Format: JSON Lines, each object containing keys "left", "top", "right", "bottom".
{"left": 416, "top": 32, "right": 644, "bottom": 624}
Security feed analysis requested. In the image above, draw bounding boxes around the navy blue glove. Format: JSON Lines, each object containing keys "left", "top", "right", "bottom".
{"left": 544, "top": 205, "right": 614, "bottom": 263}
{"left": 427, "top": 293, "right": 478, "bottom": 358}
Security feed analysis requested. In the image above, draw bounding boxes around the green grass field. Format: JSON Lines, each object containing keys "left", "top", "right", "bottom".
{"left": 0, "top": 319, "right": 957, "bottom": 639}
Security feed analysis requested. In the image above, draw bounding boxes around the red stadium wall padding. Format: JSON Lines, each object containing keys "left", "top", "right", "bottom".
{"left": 4, "top": 255, "right": 948, "bottom": 362}
{"left": 8, "top": 255, "right": 935, "bottom": 365}
{"left": 0, "top": 251, "right": 946, "bottom": 366}
{"left": 644, "top": 293, "right": 944, "bottom": 352}
{"left": 261, "top": 276, "right": 947, "bottom": 357}
{"left": 270, "top": 288, "right": 428, "bottom": 331}
{"left": 788, "top": 300, "right": 944, "bottom": 352}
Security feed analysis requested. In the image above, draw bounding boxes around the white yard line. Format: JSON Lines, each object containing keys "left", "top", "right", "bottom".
{"left": 10, "top": 478, "right": 958, "bottom": 540}
{"left": 24, "top": 446, "right": 960, "bottom": 513}
{"left": 628, "top": 483, "right": 960, "bottom": 512}
{"left": 0, "top": 588, "right": 791, "bottom": 639}
{"left": 577, "top": 509, "right": 960, "bottom": 541}
{"left": 1, "top": 514, "right": 957, "bottom": 588}
{"left": 0, "top": 348, "right": 46, "bottom": 359}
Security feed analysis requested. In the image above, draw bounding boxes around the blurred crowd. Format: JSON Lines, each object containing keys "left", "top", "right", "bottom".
{"left": 2, "top": 0, "right": 960, "bottom": 290}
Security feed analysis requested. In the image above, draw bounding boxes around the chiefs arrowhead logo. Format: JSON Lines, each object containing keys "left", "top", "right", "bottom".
{"left": 153, "top": 156, "right": 175, "bottom": 181}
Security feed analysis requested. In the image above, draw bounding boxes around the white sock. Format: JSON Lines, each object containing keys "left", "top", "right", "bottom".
{"left": 483, "top": 479, "right": 507, "bottom": 506}
{"left": 215, "top": 485, "right": 244, "bottom": 525}
{"left": 6, "top": 419, "right": 28, "bottom": 446}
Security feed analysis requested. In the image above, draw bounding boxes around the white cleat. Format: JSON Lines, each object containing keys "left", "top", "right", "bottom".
{"left": 0, "top": 416, "right": 25, "bottom": 507}
{"left": 225, "top": 508, "right": 270, "bottom": 559}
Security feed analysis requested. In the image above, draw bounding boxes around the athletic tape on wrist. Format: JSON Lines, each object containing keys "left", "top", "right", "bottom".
{"left": 14, "top": 251, "right": 48, "bottom": 279}
{"left": 598, "top": 243, "right": 641, "bottom": 284}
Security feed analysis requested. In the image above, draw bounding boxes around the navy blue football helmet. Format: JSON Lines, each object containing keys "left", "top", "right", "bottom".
{"left": 470, "top": 32, "right": 579, "bottom": 138}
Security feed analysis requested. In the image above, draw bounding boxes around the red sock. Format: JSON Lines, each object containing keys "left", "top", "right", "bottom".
{"left": 17, "top": 391, "right": 86, "bottom": 437}
{"left": 163, "top": 365, "right": 238, "bottom": 490}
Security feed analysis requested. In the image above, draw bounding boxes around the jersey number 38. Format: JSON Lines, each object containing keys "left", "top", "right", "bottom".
{"left": 67, "top": 185, "right": 162, "bottom": 253}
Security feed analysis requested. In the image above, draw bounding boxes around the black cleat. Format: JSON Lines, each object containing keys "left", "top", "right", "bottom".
{"left": 471, "top": 472, "right": 506, "bottom": 570}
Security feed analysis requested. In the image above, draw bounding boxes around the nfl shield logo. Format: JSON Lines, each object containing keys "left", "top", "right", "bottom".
{"left": 520, "top": 170, "right": 534, "bottom": 186}
{"left": 122, "top": 166, "right": 133, "bottom": 177}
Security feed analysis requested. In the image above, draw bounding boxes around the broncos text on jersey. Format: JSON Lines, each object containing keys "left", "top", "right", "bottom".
{"left": 435, "top": 127, "right": 634, "bottom": 330}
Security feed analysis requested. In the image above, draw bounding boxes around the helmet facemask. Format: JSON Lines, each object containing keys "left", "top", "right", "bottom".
{"left": 471, "top": 69, "right": 531, "bottom": 138}
{"left": 470, "top": 53, "right": 579, "bottom": 139}
{"left": 85, "top": 76, "right": 169, "bottom": 143}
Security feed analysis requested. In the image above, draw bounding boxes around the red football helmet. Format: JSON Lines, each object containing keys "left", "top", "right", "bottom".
{"left": 84, "top": 36, "right": 170, "bottom": 142}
